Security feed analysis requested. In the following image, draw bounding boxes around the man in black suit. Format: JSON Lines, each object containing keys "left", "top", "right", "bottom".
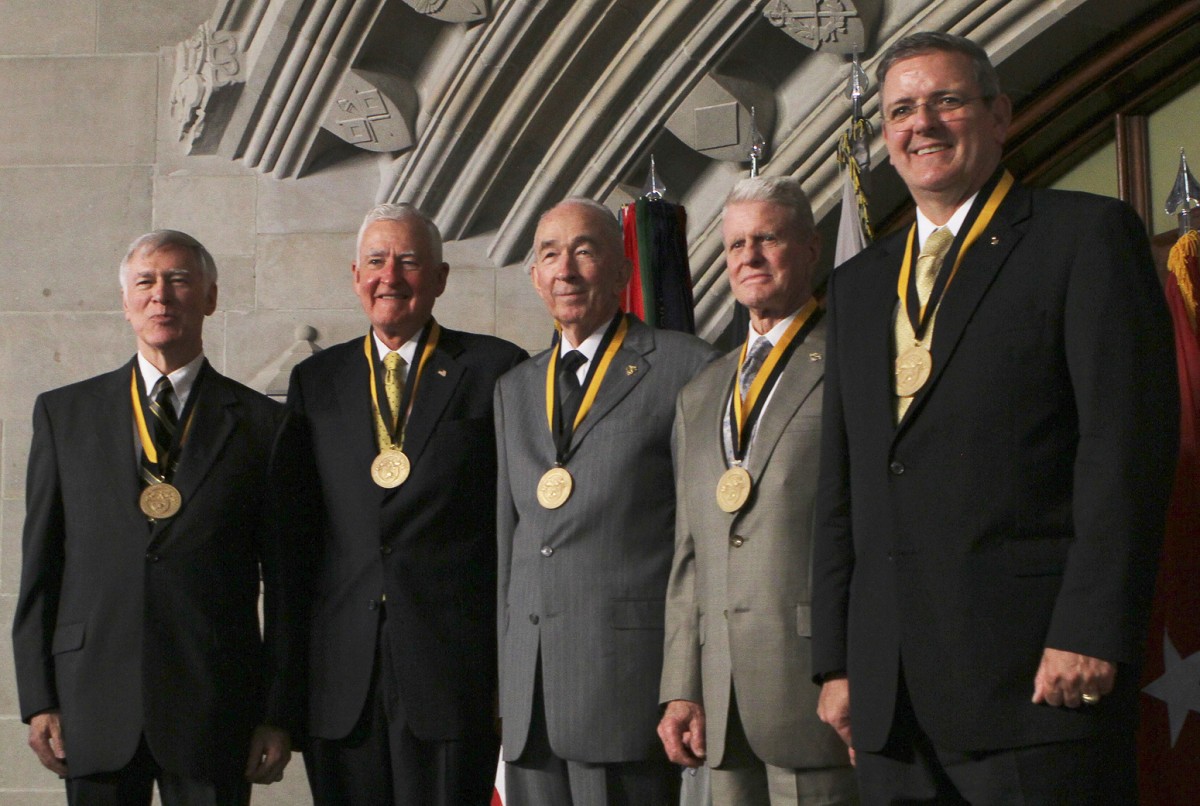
{"left": 13, "top": 230, "right": 304, "bottom": 805}
{"left": 286, "top": 203, "right": 526, "bottom": 805}
{"left": 812, "top": 32, "right": 1178, "bottom": 802}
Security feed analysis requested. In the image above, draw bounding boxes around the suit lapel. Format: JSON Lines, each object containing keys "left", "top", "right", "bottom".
{"left": 95, "top": 359, "right": 147, "bottom": 526}
{"left": 569, "top": 318, "right": 654, "bottom": 448}
{"left": 850, "top": 235, "right": 907, "bottom": 431}
{"left": 745, "top": 319, "right": 825, "bottom": 478}
{"left": 897, "top": 184, "right": 1031, "bottom": 433}
{"left": 399, "top": 329, "right": 465, "bottom": 472}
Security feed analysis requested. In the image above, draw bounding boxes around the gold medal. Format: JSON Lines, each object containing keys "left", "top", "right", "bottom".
{"left": 716, "top": 466, "right": 752, "bottom": 513}
{"left": 140, "top": 482, "right": 182, "bottom": 520}
{"left": 371, "top": 449, "right": 411, "bottom": 489}
{"left": 537, "top": 466, "right": 574, "bottom": 509}
{"left": 894, "top": 345, "right": 933, "bottom": 398}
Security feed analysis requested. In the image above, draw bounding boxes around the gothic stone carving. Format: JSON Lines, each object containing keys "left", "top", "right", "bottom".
{"left": 321, "top": 68, "right": 417, "bottom": 153}
{"left": 400, "top": 0, "right": 489, "bottom": 24}
{"left": 170, "top": 22, "right": 244, "bottom": 150}
{"left": 765, "top": 0, "right": 865, "bottom": 54}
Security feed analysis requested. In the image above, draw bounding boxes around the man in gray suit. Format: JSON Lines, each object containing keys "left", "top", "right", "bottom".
{"left": 496, "top": 197, "right": 717, "bottom": 805}
{"left": 658, "top": 178, "right": 857, "bottom": 805}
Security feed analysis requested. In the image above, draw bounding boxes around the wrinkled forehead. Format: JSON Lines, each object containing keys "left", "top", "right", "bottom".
{"left": 881, "top": 50, "right": 979, "bottom": 100}
{"left": 126, "top": 243, "right": 203, "bottom": 276}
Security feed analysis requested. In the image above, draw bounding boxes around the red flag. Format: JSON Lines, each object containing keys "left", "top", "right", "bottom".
{"left": 1138, "top": 230, "right": 1200, "bottom": 804}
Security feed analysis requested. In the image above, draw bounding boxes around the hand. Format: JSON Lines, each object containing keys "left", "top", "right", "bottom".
{"left": 657, "top": 699, "right": 706, "bottom": 767}
{"left": 817, "top": 676, "right": 855, "bottom": 765}
{"left": 244, "top": 725, "right": 291, "bottom": 784}
{"left": 1032, "top": 647, "right": 1116, "bottom": 708}
{"left": 29, "top": 710, "right": 68, "bottom": 776}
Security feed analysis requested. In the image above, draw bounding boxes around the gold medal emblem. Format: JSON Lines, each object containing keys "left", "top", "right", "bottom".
{"left": 894, "top": 345, "right": 933, "bottom": 398}
{"left": 140, "top": 482, "right": 182, "bottom": 520}
{"left": 716, "top": 466, "right": 753, "bottom": 513}
{"left": 537, "top": 466, "right": 574, "bottom": 510}
{"left": 371, "top": 449, "right": 411, "bottom": 489}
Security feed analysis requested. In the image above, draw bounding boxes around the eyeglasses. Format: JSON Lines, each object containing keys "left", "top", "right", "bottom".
{"left": 882, "top": 95, "right": 990, "bottom": 128}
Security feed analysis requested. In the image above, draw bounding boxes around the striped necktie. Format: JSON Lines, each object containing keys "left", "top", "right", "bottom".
{"left": 140, "top": 376, "right": 178, "bottom": 485}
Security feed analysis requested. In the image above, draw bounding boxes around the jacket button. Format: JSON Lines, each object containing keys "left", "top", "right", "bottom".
{"left": 529, "top": 614, "right": 540, "bottom": 625}
{"left": 380, "top": 545, "right": 393, "bottom": 555}
{"left": 368, "top": 599, "right": 379, "bottom": 611}
{"left": 730, "top": 535, "right": 745, "bottom": 548}
{"left": 540, "top": 546, "right": 554, "bottom": 557}
{"left": 146, "top": 553, "right": 160, "bottom": 563}
{"left": 889, "top": 461, "right": 905, "bottom": 475}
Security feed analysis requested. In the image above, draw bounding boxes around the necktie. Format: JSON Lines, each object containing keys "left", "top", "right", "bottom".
{"left": 740, "top": 336, "right": 773, "bottom": 399}
{"left": 141, "top": 376, "right": 177, "bottom": 485}
{"left": 558, "top": 350, "right": 586, "bottom": 433}
{"left": 377, "top": 351, "right": 406, "bottom": 449}
{"left": 894, "top": 227, "right": 954, "bottom": 421}
{"left": 915, "top": 227, "right": 954, "bottom": 308}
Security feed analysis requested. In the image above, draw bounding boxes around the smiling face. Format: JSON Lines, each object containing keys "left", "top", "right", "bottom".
{"left": 881, "top": 49, "right": 1011, "bottom": 223}
{"left": 723, "top": 200, "right": 819, "bottom": 334}
{"left": 353, "top": 217, "right": 449, "bottom": 349}
{"left": 530, "top": 202, "right": 630, "bottom": 346}
{"left": 122, "top": 243, "right": 217, "bottom": 372}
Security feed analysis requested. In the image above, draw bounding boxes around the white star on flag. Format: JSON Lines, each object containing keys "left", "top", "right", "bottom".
{"left": 1142, "top": 630, "right": 1200, "bottom": 747}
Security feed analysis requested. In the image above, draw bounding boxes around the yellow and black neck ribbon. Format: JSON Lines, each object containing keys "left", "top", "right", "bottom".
{"left": 364, "top": 320, "right": 441, "bottom": 452}
{"left": 897, "top": 168, "right": 1015, "bottom": 341}
{"left": 728, "top": 298, "right": 823, "bottom": 465}
{"left": 130, "top": 362, "right": 203, "bottom": 483}
{"left": 544, "top": 311, "right": 630, "bottom": 466}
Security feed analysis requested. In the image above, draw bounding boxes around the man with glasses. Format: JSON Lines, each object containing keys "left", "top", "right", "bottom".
{"left": 812, "top": 31, "right": 1178, "bottom": 802}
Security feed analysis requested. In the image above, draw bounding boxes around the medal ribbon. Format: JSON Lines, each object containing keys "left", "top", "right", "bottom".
{"left": 543, "top": 313, "right": 630, "bottom": 463}
{"left": 896, "top": 169, "right": 1015, "bottom": 340}
{"left": 364, "top": 320, "right": 441, "bottom": 451}
{"left": 130, "top": 365, "right": 201, "bottom": 481}
{"left": 728, "top": 298, "right": 822, "bottom": 462}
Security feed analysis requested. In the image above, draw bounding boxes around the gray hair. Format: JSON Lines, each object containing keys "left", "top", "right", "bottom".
{"left": 357, "top": 203, "right": 444, "bottom": 264}
{"left": 724, "top": 176, "right": 816, "bottom": 233}
{"left": 876, "top": 31, "right": 1001, "bottom": 99}
{"left": 541, "top": 198, "right": 623, "bottom": 249}
{"left": 119, "top": 229, "right": 217, "bottom": 290}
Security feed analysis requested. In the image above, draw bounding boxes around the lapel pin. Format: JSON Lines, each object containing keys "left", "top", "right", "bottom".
{"left": 626, "top": 365, "right": 638, "bottom": 376}
{"left": 437, "top": 369, "right": 447, "bottom": 376}
{"left": 809, "top": 352, "right": 822, "bottom": 362}
{"left": 989, "top": 235, "right": 1000, "bottom": 246}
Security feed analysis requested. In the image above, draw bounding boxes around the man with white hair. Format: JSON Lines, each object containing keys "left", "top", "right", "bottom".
{"left": 284, "top": 203, "right": 527, "bottom": 805}
{"left": 14, "top": 229, "right": 305, "bottom": 805}
{"left": 658, "top": 177, "right": 857, "bottom": 805}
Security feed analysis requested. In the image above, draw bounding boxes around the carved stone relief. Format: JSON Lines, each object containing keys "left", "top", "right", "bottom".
{"left": 400, "top": 0, "right": 489, "bottom": 23}
{"left": 764, "top": 0, "right": 865, "bottom": 54}
{"left": 321, "top": 68, "right": 418, "bottom": 154}
{"left": 170, "top": 22, "right": 245, "bottom": 150}
{"left": 663, "top": 68, "right": 775, "bottom": 164}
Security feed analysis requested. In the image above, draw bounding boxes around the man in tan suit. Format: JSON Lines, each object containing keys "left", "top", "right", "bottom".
{"left": 658, "top": 177, "right": 857, "bottom": 805}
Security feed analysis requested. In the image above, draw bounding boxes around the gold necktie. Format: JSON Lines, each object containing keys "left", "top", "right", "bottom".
{"left": 377, "top": 351, "right": 406, "bottom": 449}
{"left": 895, "top": 227, "right": 954, "bottom": 421}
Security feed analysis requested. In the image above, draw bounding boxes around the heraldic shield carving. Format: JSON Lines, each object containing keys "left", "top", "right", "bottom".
{"left": 765, "top": 0, "right": 866, "bottom": 54}
{"left": 402, "top": 0, "right": 489, "bottom": 23}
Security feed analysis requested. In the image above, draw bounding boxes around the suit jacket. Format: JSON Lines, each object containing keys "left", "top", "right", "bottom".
{"left": 660, "top": 319, "right": 848, "bottom": 770}
{"left": 495, "top": 316, "right": 717, "bottom": 763}
{"left": 812, "top": 181, "right": 1179, "bottom": 753}
{"left": 286, "top": 326, "right": 526, "bottom": 742}
{"left": 12, "top": 358, "right": 304, "bottom": 780}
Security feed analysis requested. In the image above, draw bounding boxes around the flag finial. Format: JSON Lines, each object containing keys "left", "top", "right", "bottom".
{"left": 1166, "top": 148, "right": 1200, "bottom": 236}
{"left": 642, "top": 154, "right": 666, "bottom": 201}
{"left": 749, "top": 107, "right": 767, "bottom": 178}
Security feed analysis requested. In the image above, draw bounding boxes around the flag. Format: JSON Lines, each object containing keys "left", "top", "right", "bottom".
{"left": 833, "top": 116, "right": 872, "bottom": 268}
{"left": 493, "top": 754, "right": 506, "bottom": 805}
{"left": 620, "top": 198, "right": 697, "bottom": 333}
{"left": 1137, "top": 228, "right": 1200, "bottom": 804}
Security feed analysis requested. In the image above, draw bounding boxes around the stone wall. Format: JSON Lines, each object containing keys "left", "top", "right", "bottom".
{"left": 0, "top": 1, "right": 540, "bottom": 801}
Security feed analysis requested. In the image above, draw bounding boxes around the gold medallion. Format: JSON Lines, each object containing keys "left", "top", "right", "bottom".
{"left": 371, "top": 449, "right": 411, "bottom": 489}
{"left": 894, "top": 345, "right": 933, "bottom": 398}
{"left": 716, "top": 466, "right": 753, "bottom": 513}
{"left": 140, "top": 482, "right": 182, "bottom": 520}
{"left": 537, "top": 466, "right": 574, "bottom": 510}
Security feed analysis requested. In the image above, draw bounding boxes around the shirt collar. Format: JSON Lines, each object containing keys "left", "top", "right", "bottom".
{"left": 746, "top": 309, "right": 799, "bottom": 348}
{"left": 373, "top": 325, "right": 425, "bottom": 372}
{"left": 137, "top": 352, "right": 205, "bottom": 410}
{"left": 916, "top": 190, "right": 978, "bottom": 246}
{"left": 558, "top": 322, "right": 607, "bottom": 365}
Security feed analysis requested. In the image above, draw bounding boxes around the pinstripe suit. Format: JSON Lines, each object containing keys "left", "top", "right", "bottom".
{"left": 495, "top": 316, "right": 716, "bottom": 802}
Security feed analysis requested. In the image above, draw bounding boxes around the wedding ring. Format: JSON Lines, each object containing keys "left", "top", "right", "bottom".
{"left": 1081, "top": 692, "right": 1100, "bottom": 705}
